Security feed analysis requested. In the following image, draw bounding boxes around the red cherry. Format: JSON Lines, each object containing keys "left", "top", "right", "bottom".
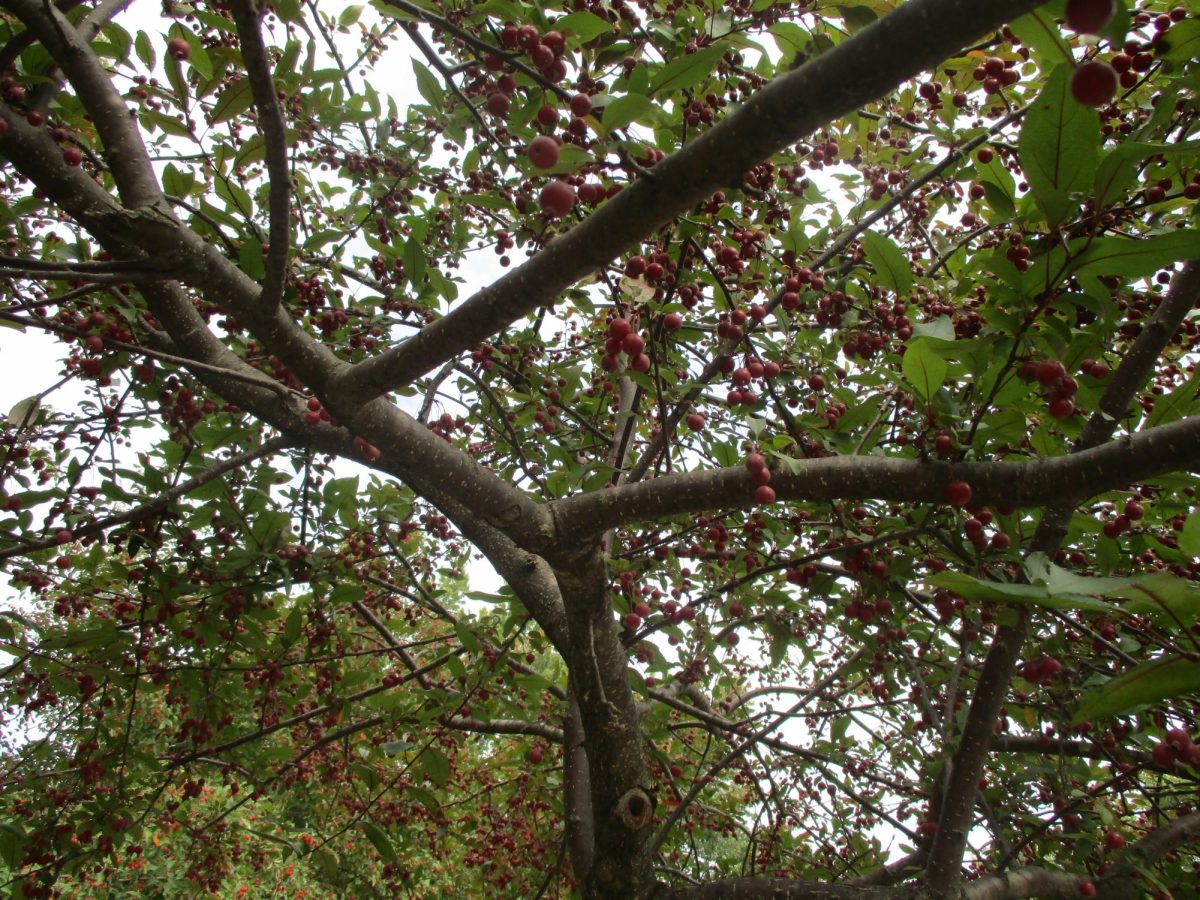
{"left": 1078, "top": 883, "right": 1096, "bottom": 897}
{"left": 56, "top": 528, "right": 74, "bottom": 545}
{"left": 485, "top": 92, "right": 510, "bottom": 117}
{"left": 662, "top": 312, "right": 683, "bottom": 332}
{"left": 516, "top": 25, "right": 540, "bottom": 51}
{"left": 528, "top": 746, "right": 544, "bottom": 764}
{"left": 536, "top": 105, "right": 559, "bottom": 128}
{"left": 62, "top": 146, "right": 82, "bottom": 167}
{"left": 26, "top": 110, "right": 44, "bottom": 127}
{"left": 1036, "top": 359, "right": 1066, "bottom": 387}
{"left": 569, "top": 93, "right": 592, "bottom": 117}
{"left": 624, "top": 613, "right": 641, "bottom": 630}
{"left": 1071, "top": 62, "right": 1118, "bottom": 107}
{"left": 685, "top": 412, "right": 705, "bottom": 432}
{"left": 754, "top": 485, "right": 776, "bottom": 505}
{"left": 1103, "top": 830, "right": 1126, "bottom": 851}
{"left": 167, "top": 36, "right": 190, "bottom": 60}
{"left": 527, "top": 135, "right": 560, "bottom": 169}
{"left": 629, "top": 352, "right": 651, "bottom": 373}
{"left": 1048, "top": 395, "right": 1075, "bottom": 419}
{"left": 608, "top": 318, "right": 631, "bottom": 340}
{"left": 538, "top": 180, "right": 576, "bottom": 218}
{"left": 621, "top": 333, "right": 645, "bottom": 356}
{"left": 745, "top": 452, "right": 766, "bottom": 472}
{"left": 946, "top": 480, "right": 972, "bottom": 507}
{"left": 1065, "top": 0, "right": 1115, "bottom": 34}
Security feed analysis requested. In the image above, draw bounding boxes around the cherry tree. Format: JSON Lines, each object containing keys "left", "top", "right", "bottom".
{"left": 1, "top": 0, "right": 1200, "bottom": 896}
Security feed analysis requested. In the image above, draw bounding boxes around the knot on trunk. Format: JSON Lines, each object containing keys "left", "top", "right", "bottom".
{"left": 614, "top": 787, "right": 655, "bottom": 830}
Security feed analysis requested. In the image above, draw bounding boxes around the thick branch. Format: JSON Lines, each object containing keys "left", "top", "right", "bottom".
{"left": 1097, "top": 810, "right": 1200, "bottom": 899}
{"left": 329, "top": 0, "right": 1051, "bottom": 407}
{"left": 963, "top": 867, "right": 1089, "bottom": 900}
{"left": 3, "top": 0, "right": 162, "bottom": 207}
{"left": 551, "top": 415, "right": 1200, "bottom": 544}
{"left": 229, "top": 0, "right": 292, "bottom": 307}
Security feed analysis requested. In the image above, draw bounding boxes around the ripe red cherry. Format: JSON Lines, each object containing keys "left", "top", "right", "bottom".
{"left": 629, "top": 352, "right": 651, "bottom": 373}
{"left": 1103, "top": 830, "right": 1126, "bottom": 851}
{"left": 26, "top": 110, "right": 44, "bottom": 127}
{"left": 527, "top": 135, "right": 559, "bottom": 169}
{"left": 62, "top": 146, "right": 82, "bottom": 166}
{"left": 516, "top": 24, "right": 540, "bottom": 50}
{"left": 485, "top": 92, "right": 510, "bottom": 116}
{"left": 946, "top": 480, "right": 972, "bottom": 507}
{"left": 56, "top": 528, "right": 74, "bottom": 545}
{"left": 1065, "top": 0, "right": 1115, "bottom": 34}
{"left": 745, "top": 452, "right": 766, "bottom": 472}
{"left": 1071, "top": 62, "right": 1118, "bottom": 107}
{"left": 1036, "top": 359, "right": 1066, "bottom": 387}
{"left": 539, "top": 180, "right": 576, "bottom": 218}
{"left": 621, "top": 333, "right": 645, "bottom": 355}
{"left": 1078, "top": 882, "right": 1097, "bottom": 897}
{"left": 167, "top": 36, "right": 190, "bottom": 60}
{"left": 662, "top": 312, "right": 683, "bottom": 332}
{"left": 1048, "top": 395, "right": 1075, "bottom": 419}
{"left": 608, "top": 318, "right": 630, "bottom": 340}
{"left": 528, "top": 745, "right": 544, "bottom": 764}
{"left": 685, "top": 412, "right": 706, "bottom": 431}
{"left": 754, "top": 485, "right": 776, "bottom": 505}
{"left": 570, "top": 93, "right": 592, "bottom": 117}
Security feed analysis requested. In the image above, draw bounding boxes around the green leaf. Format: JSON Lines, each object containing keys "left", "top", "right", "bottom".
{"left": 1071, "top": 232, "right": 1200, "bottom": 277}
{"left": 312, "top": 848, "right": 339, "bottom": 881}
{"left": 210, "top": 77, "right": 254, "bottom": 124}
{"left": 601, "top": 94, "right": 654, "bottom": 133}
{"left": 1157, "top": 18, "right": 1200, "bottom": 62}
{"left": 282, "top": 606, "right": 302, "bottom": 646}
{"left": 648, "top": 45, "right": 725, "bottom": 96}
{"left": 1072, "top": 655, "right": 1200, "bottom": 725}
{"left": 1109, "top": 572, "right": 1200, "bottom": 624}
{"left": 902, "top": 338, "right": 946, "bottom": 401}
{"left": 1146, "top": 362, "right": 1200, "bottom": 428}
{"left": 1009, "top": 6, "right": 1074, "bottom": 68}
{"left": 555, "top": 10, "right": 611, "bottom": 45}
{"left": 1095, "top": 139, "right": 1200, "bottom": 207}
{"left": 1180, "top": 512, "right": 1200, "bottom": 558}
{"left": 362, "top": 822, "right": 397, "bottom": 861}
{"left": 420, "top": 746, "right": 451, "bottom": 787}
{"left": 412, "top": 59, "right": 444, "bottom": 109}
{"left": 928, "top": 570, "right": 1121, "bottom": 614}
{"left": 404, "top": 236, "right": 426, "bottom": 286}
{"left": 134, "top": 31, "right": 156, "bottom": 69}
{"left": 1019, "top": 65, "right": 1100, "bottom": 226}
{"left": 861, "top": 230, "right": 914, "bottom": 296}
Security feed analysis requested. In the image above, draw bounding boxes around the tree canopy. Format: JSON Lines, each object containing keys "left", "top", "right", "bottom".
{"left": 1, "top": 0, "right": 1200, "bottom": 896}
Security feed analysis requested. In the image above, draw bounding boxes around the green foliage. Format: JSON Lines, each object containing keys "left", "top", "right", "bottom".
{"left": 0, "top": 0, "right": 1199, "bottom": 897}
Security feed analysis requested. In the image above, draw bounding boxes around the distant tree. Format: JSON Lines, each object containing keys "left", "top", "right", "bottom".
{"left": 1, "top": 0, "right": 1199, "bottom": 897}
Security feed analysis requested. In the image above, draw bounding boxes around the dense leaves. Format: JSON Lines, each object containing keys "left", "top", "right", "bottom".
{"left": 1, "top": 0, "right": 1200, "bottom": 897}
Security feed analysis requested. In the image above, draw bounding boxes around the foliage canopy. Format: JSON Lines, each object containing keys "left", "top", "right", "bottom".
{"left": 1, "top": 0, "right": 1200, "bottom": 896}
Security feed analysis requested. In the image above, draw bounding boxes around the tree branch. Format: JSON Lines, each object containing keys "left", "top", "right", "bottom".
{"left": 328, "top": 0, "right": 1052, "bottom": 408}
{"left": 552, "top": 414, "right": 1200, "bottom": 544}
{"left": 229, "top": 0, "right": 292, "bottom": 308}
